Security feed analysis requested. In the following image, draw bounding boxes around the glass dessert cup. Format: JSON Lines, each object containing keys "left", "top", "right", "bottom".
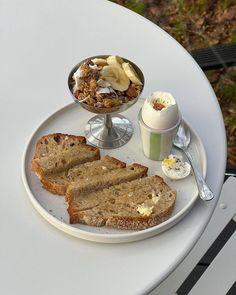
{"left": 68, "top": 55, "right": 145, "bottom": 149}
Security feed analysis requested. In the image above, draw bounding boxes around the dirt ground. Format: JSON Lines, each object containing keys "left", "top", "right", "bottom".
{"left": 112, "top": 0, "right": 236, "bottom": 166}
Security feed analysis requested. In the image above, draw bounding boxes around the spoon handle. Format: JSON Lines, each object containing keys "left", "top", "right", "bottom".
{"left": 183, "top": 149, "right": 214, "bottom": 201}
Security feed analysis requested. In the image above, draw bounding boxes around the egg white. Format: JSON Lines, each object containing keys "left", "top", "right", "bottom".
{"left": 162, "top": 154, "right": 191, "bottom": 180}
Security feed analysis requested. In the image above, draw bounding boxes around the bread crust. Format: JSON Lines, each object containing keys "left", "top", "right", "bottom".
{"left": 102, "top": 155, "right": 126, "bottom": 168}
{"left": 31, "top": 159, "right": 44, "bottom": 176}
{"left": 41, "top": 178, "right": 67, "bottom": 195}
{"left": 105, "top": 197, "right": 176, "bottom": 230}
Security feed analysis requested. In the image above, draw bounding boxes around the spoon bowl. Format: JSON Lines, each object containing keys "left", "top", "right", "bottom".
{"left": 174, "top": 122, "right": 191, "bottom": 149}
{"left": 174, "top": 121, "right": 214, "bottom": 201}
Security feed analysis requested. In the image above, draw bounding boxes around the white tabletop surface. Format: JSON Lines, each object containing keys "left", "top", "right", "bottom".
{"left": 0, "top": 0, "right": 226, "bottom": 294}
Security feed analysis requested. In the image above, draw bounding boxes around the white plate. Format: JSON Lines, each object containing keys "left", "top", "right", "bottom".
{"left": 22, "top": 99, "right": 207, "bottom": 243}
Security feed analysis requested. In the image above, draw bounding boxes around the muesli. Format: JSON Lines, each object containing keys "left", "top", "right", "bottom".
{"left": 71, "top": 55, "right": 143, "bottom": 108}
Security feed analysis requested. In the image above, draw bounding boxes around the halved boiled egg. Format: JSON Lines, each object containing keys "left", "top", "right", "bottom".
{"left": 162, "top": 154, "right": 191, "bottom": 180}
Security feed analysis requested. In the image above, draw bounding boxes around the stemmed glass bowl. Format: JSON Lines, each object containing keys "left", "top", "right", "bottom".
{"left": 68, "top": 55, "right": 145, "bottom": 149}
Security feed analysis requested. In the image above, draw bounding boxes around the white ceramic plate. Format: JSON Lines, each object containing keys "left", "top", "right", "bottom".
{"left": 22, "top": 99, "right": 207, "bottom": 243}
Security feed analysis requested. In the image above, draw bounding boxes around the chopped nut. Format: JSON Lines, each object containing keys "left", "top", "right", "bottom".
{"left": 126, "top": 84, "right": 138, "bottom": 98}
{"left": 103, "top": 98, "right": 121, "bottom": 108}
{"left": 89, "top": 79, "right": 97, "bottom": 90}
{"left": 86, "top": 97, "right": 96, "bottom": 105}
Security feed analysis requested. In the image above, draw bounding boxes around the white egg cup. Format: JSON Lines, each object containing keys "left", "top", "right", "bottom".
{"left": 138, "top": 109, "right": 181, "bottom": 161}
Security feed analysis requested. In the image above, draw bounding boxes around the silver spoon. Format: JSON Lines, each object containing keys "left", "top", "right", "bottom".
{"left": 173, "top": 122, "right": 214, "bottom": 201}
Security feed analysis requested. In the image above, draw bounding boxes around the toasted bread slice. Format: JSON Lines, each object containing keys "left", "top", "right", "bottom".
{"left": 66, "top": 163, "right": 148, "bottom": 202}
{"left": 34, "top": 133, "right": 86, "bottom": 158}
{"left": 68, "top": 176, "right": 176, "bottom": 230}
{"left": 32, "top": 143, "right": 100, "bottom": 177}
{"left": 40, "top": 156, "right": 126, "bottom": 195}
{"left": 32, "top": 133, "right": 100, "bottom": 177}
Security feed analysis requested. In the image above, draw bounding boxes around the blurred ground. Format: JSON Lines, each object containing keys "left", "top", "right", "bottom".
{"left": 112, "top": 0, "right": 236, "bottom": 166}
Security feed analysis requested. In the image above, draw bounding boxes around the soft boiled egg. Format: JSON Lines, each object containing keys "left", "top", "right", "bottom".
{"left": 162, "top": 154, "right": 191, "bottom": 180}
{"left": 141, "top": 91, "right": 179, "bottom": 129}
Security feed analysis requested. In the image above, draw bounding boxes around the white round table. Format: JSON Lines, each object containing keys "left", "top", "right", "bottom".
{"left": 0, "top": 0, "right": 226, "bottom": 294}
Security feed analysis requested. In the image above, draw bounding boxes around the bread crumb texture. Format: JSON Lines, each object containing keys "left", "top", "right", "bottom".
{"left": 68, "top": 175, "right": 176, "bottom": 230}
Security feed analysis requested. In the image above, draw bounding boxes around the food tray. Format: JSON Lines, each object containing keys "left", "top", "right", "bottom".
{"left": 22, "top": 98, "right": 207, "bottom": 243}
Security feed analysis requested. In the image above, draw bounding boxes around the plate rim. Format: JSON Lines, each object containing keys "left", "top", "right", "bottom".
{"left": 21, "top": 101, "right": 207, "bottom": 243}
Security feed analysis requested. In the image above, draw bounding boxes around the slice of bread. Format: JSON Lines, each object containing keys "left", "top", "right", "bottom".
{"left": 66, "top": 163, "right": 148, "bottom": 202}
{"left": 40, "top": 155, "right": 126, "bottom": 195}
{"left": 34, "top": 133, "right": 86, "bottom": 158}
{"left": 32, "top": 134, "right": 100, "bottom": 177}
{"left": 68, "top": 175, "right": 176, "bottom": 230}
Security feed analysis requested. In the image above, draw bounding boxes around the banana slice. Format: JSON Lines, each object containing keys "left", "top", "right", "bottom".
{"left": 101, "top": 65, "right": 130, "bottom": 91}
{"left": 106, "top": 55, "right": 124, "bottom": 66}
{"left": 91, "top": 58, "right": 108, "bottom": 66}
{"left": 122, "top": 62, "right": 143, "bottom": 85}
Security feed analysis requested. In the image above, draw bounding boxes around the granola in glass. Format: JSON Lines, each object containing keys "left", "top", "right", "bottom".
{"left": 71, "top": 55, "right": 143, "bottom": 109}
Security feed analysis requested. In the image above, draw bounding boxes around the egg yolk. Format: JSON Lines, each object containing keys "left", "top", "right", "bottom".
{"left": 152, "top": 100, "right": 165, "bottom": 110}
{"left": 163, "top": 158, "right": 175, "bottom": 166}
